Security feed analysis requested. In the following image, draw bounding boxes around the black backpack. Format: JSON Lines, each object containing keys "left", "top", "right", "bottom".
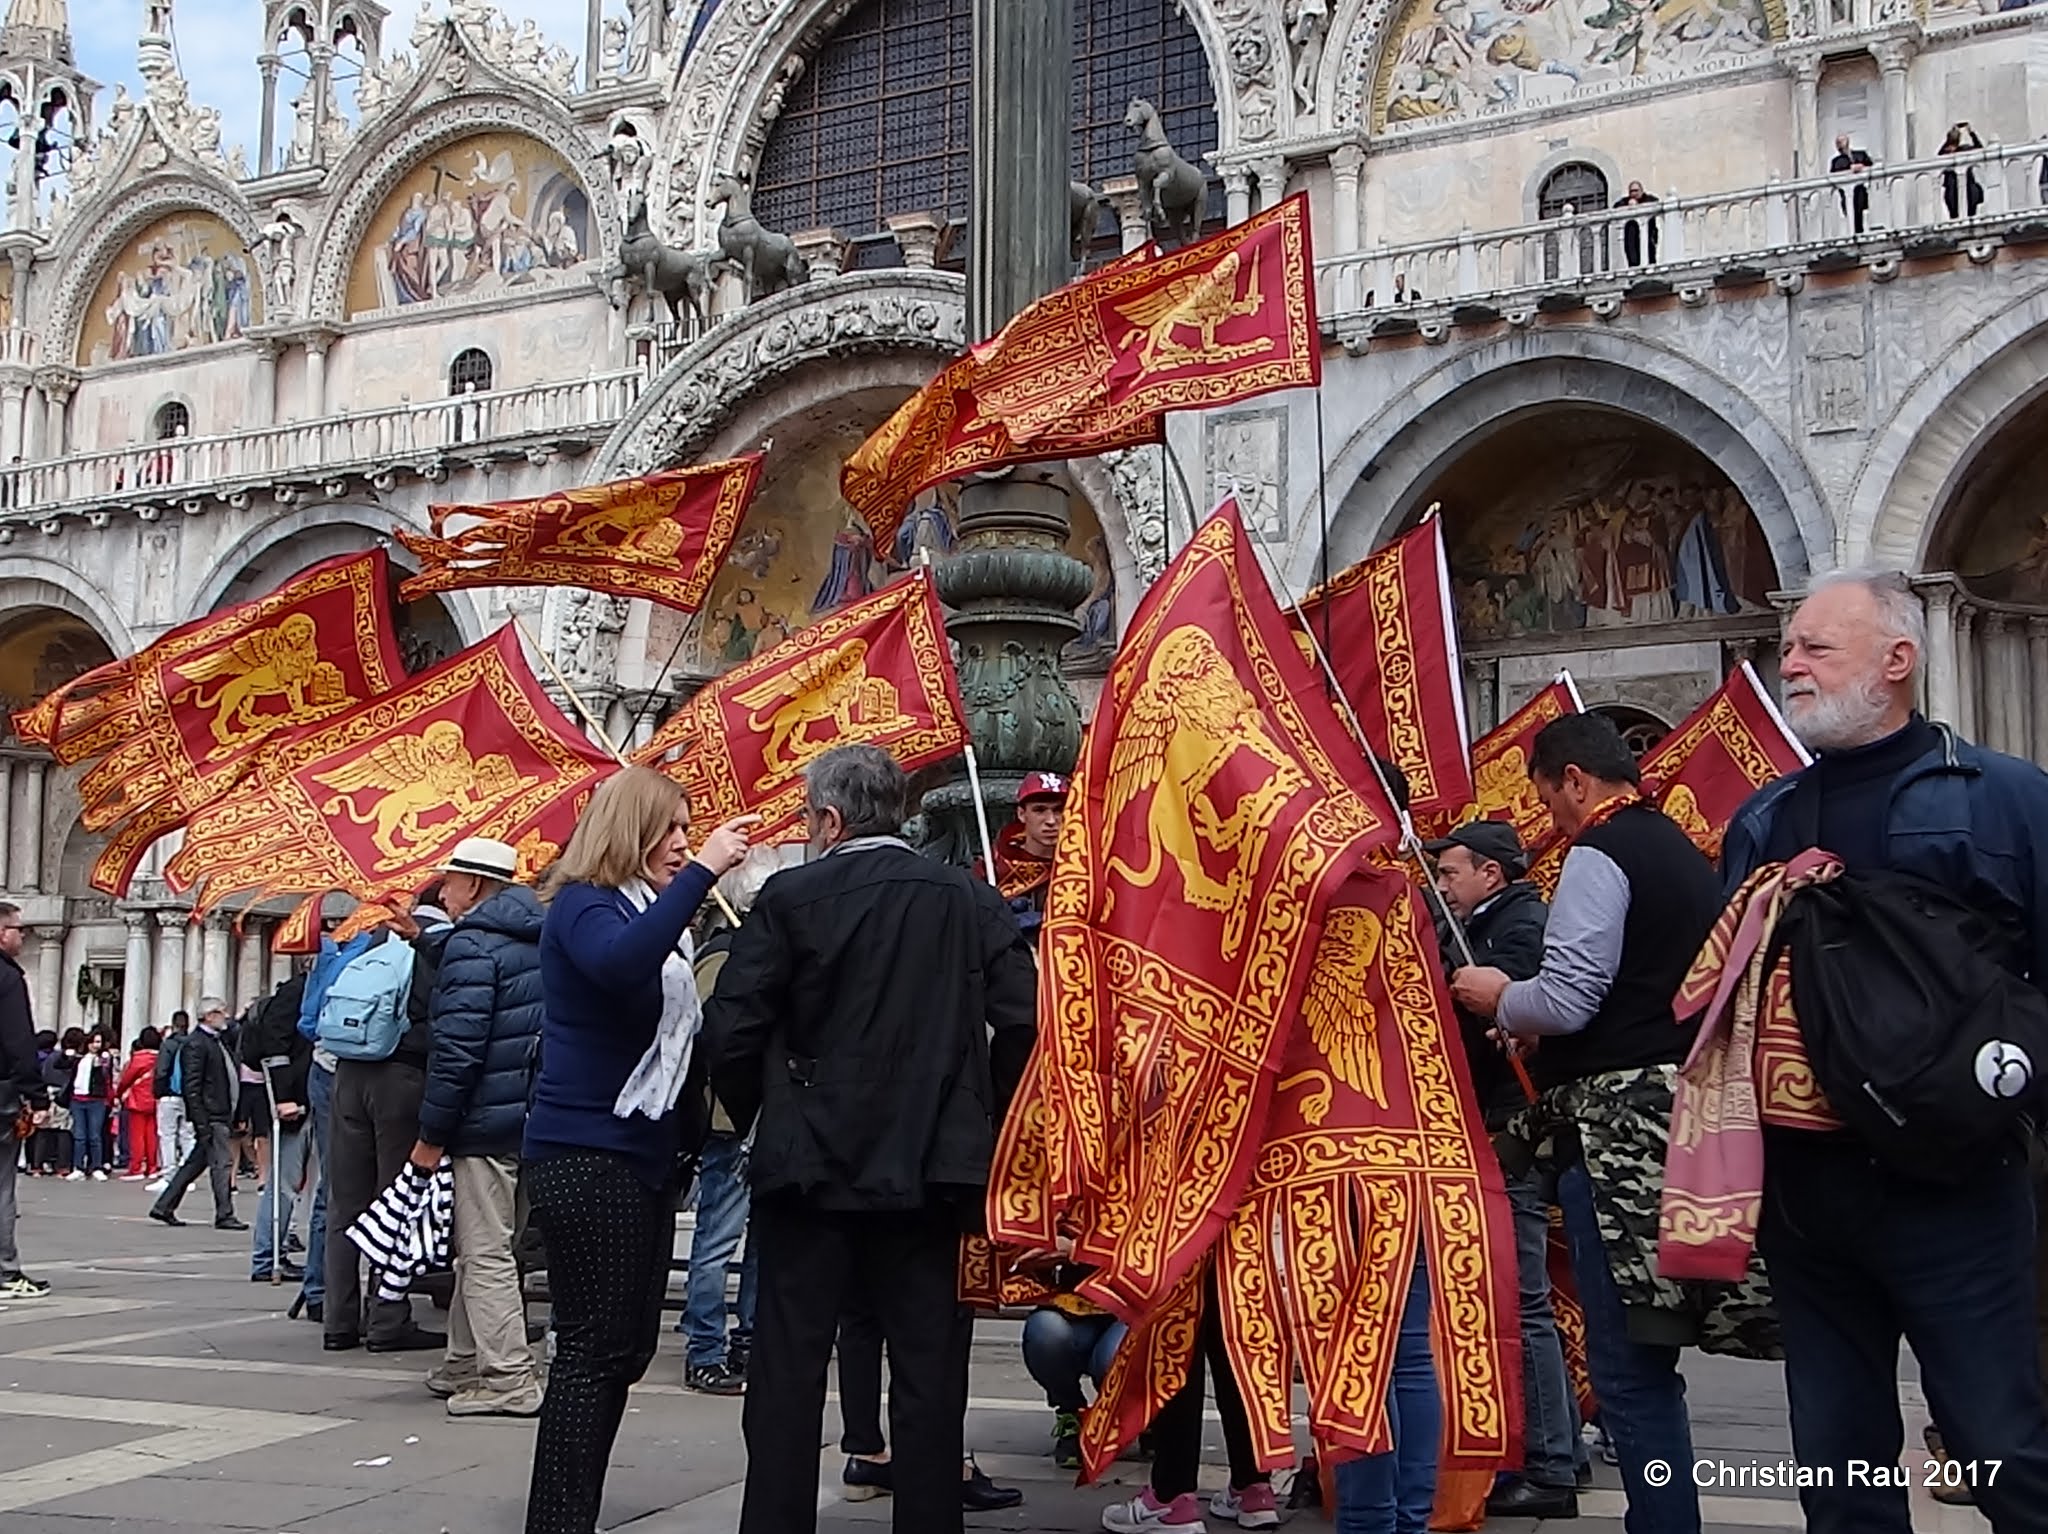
{"left": 1775, "top": 870, "right": 2048, "bottom": 1183}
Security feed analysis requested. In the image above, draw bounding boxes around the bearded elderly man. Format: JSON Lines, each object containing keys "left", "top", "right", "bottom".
{"left": 1721, "top": 570, "right": 2048, "bottom": 1534}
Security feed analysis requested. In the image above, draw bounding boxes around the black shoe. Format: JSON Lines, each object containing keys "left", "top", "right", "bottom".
{"left": 842, "top": 1457, "right": 893, "bottom": 1501}
{"left": 685, "top": 1362, "right": 745, "bottom": 1396}
{"left": 1576, "top": 1461, "right": 1594, "bottom": 1489}
{"left": 1486, "top": 1479, "right": 1580, "bottom": 1519}
{"left": 305, "top": 1301, "right": 324, "bottom": 1324}
{"left": 215, "top": 1217, "right": 249, "bottom": 1231}
{"left": 148, "top": 1207, "right": 184, "bottom": 1227}
{"left": 962, "top": 1462, "right": 1022, "bottom": 1512}
{"left": 366, "top": 1327, "right": 447, "bottom": 1353}
{"left": 250, "top": 1262, "right": 306, "bottom": 1283}
{"left": 323, "top": 1333, "right": 361, "bottom": 1351}
{"left": 285, "top": 1232, "right": 305, "bottom": 1254}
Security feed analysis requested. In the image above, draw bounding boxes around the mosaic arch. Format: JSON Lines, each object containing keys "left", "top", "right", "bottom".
{"left": 345, "top": 131, "right": 597, "bottom": 317}
{"left": 1928, "top": 390, "right": 2048, "bottom": 605}
{"left": 77, "top": 212, "right": 262, "bottom": 367}
{"left": 0, "top": 607, "right": 115, "bottom": 726}
{"left": 1370, "top": 0, "right": 1778, "bottom": 130}
{"left": 1425, "top": 410, "right": 1779, "bottom": 642}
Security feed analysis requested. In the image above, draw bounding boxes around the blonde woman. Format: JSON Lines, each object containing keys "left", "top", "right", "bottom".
{"left": 522, "top": 766, "right": 756, "bottom": 1534}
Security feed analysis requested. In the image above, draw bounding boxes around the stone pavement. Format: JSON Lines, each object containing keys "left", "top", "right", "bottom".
{"left": 0, "top": 1174, "right": 1994, "bottom": 1532}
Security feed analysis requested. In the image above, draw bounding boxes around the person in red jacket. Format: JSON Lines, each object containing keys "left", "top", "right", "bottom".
{"left": 116, "top": 1029, "right": 161, "bottom": 1180}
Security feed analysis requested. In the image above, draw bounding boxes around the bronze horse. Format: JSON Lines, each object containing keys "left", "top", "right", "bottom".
{"left": 706, "top": 172, "right": 810, "bottom": 302}
{"left": 1125, "top": 98, "right": 1205, "bottom": 248}
{"left": 606, "top": 189, "right": 731, "bottom": 332}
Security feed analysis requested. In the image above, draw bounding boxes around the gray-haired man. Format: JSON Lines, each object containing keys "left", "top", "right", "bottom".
{"left": 149, "top": 997, "right": 244, "bottom": 1229}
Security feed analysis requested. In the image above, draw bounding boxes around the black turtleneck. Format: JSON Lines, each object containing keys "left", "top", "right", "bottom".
{"left": 1764, "top": 713, "right": 1940, "bottom": 871}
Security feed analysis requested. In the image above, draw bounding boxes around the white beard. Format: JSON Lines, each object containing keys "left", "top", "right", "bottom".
{"left": 1784, "top": 678, "right": 1896, "bottom": 752}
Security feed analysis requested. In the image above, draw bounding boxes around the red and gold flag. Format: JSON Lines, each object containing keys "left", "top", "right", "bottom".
{"left": 632, "top": 570, "right": 967, "bottom": 843}
{"left": 842, "top": 195, "right": 1321, "bottom": 550}
{"left": 5, "top": 552, "right": 405, "bottom": 897}
{"left": 396, "top": 457, "right": 761, "bottom": 613}
{"left": 1295, "top": 519, "right": 1474, "bottom": 822}
{"left": 1637, "top": 661, "right": 1808, "bottom": 862}
{"left": 162, "top": 625, "right": 616, "bottom": 917}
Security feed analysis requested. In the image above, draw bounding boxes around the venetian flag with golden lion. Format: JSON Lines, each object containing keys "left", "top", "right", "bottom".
{"left": 8, "top": 551, "right": 407, "bottom": 898}
{"left": 632, "top": 569, "right": 968, "bottom": 842}
{"left": 397, "top": 456, "right": 762, "bottom": 613}
{"left": 1637, "top": 660, "right": 1809, "bottom": 861}
{"left": 162, "top": 625, "right": 616, "bottom": 938}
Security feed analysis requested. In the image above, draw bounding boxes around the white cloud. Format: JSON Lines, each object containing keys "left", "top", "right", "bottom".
{"left": 69, "top": 0, "right": 596, "bottom": 181}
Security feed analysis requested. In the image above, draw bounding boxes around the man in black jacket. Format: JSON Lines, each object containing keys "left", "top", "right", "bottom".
{"left": 0, "top": 902, "right": 51, "bottom": 1297}
{"left": 707, "top": 744, "right": 1037, "bottom": 1534}
{"left": 406, "top": 837, "right": 545, "bottom": 1418}
{"left": 1426, "top": 821, "right": 1578, "bottom": 1519}
{"left": 150, "top": 997, "right": 244, "bottom": 1230}
{"left": 243, "top": 975, "right": 311, "bottom": 1282}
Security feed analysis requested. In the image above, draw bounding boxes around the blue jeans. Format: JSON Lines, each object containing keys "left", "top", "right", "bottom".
{"left": 299, "top": 1062, "right": 332, "bottom": 1307}
{"left": 72, "top": 1101, "right": 109, "bottom": 1173}
{"left": 1336, "top": 1258, "right": 1439, "bottom": 1534}
{"left": 680, "top": 1132, "right": 757, "bottom": 1366}
{"left": 1760, "top": 1132, "right": 2048, "bottom": 1534}
{"left": 1021, "top": 1306, "right": 1124, "bottom": 1412}
{"left": 252, "top": 1123, "right": 308, "bottom": 1278}
{"left": 1559, "top": 1163, "right": 1698, "bottom": 1534}
{"left": 1508, "top": 1164, "right": 1581, "bottom": 1489}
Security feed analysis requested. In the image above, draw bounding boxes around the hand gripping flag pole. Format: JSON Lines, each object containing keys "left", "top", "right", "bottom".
{"left": 513, "top": 614, "right": 745, "bottom": 929}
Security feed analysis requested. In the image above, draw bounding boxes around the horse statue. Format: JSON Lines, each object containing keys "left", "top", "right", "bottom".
{"left": 604, "top": 188, "right": 732, "bottom": 331}
{"left": 1125, "top": 98, "right": 1205, "bottom": 248}
{"left": 1070, "top": 179, "right": 1101, "bottom": 262}
{"left": 706, "top": 172, "right": 810, "bottom": 302}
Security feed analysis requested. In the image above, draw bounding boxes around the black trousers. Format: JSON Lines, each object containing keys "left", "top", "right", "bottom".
{"left": 837, "top": 1293, "right": 887, "bottom": 1455}
{"left": 741, "top": 1199, "right": 971, "bottom": 1534}
{"left": 1149, "top": 1280, "right": 1268, "bottom": 1501}
{"left": 324, "top": 1059, "right": 425, "bottom": 1345}
{"left": 151, "top": 1121, "right": 234, "bottom": 1224}
{"left": 523, "top": 1152, "right": 676, "bottom": 1534}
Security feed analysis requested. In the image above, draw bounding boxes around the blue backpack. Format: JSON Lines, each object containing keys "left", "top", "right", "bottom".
{"left": 314, "top": 939, "right": 417, "bottom": 1061}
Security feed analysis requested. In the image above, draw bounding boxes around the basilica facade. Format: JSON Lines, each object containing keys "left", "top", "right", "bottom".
{"left": 0, "top": 0, "right": 2043, "bottom": 1038}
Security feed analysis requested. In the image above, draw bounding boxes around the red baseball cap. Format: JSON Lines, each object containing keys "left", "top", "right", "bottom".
{"left": 1018, "top": 771, "right": 1069, "bottom": 804}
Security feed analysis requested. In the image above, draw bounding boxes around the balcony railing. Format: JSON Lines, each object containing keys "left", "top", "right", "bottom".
{"left": 0, "top": 329, "right": 38, "bottom": 370}
{"left": 5, "top": 369, "right": 648, "bottom": 518}
{"left": 1319, "top": 138, "right": 2048, "bottom": 324}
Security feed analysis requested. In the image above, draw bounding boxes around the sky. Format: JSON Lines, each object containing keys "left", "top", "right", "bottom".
{"left": 69, "top": 0, "right": 595, "bottom": 172}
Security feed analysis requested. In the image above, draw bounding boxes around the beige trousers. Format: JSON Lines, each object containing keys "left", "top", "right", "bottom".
{"left": 446, "top": 1155, "right": 537, "bottom": 1393}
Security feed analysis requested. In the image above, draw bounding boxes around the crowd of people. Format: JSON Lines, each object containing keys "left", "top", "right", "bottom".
{"left": 5, "top": 568, "right": 2048, "bottom": 1534}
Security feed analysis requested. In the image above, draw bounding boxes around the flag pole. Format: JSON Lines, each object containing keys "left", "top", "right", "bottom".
{"left": 513, "top": 615, "right": 743, "bottom": 927}
{"left": 961, "top": 744, "right": 1001, "bottom": 890}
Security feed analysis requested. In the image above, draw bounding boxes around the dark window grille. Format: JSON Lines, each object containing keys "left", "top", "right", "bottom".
{"left": 1540, "top": 162, "right": 1610, "bottom": 279}
{"left": 152, "top": 401, "right": 190, "bottom": 440}
{"left": 448, "top": 347, "right": 494, "bottom": 395}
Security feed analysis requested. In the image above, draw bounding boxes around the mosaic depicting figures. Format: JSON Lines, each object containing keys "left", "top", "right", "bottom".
{"left": 349, "top": 133, "right": 594, "bottom": 316}
{"left": 79, "top": 213, "right": 260, "bottom": 366}
{"left": 1376, "top": 0, "right": 1772, "bottom": 127}
{"left": 1439, "top": 426, "right": 1776, "bottom": 640}
{"left": 1948, "top": 433, "right": 2048, "bottom": 603}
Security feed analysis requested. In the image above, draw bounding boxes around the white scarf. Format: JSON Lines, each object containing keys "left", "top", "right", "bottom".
{"left": 611, "top": 878, "right": 703, "bottom": 1120}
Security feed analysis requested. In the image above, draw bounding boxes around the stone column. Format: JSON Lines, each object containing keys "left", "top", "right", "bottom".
{"left": 251, "top": 341, "right": 279, "bottom": 429}
{"left": 153, "top": 911, "right": 185, "bottom": 1032}
{"left": 1792, "top": 55, "right": 1822, "bottom": 180}
{"left": 303, "top": 332, "right": 336, "bottom": 418}
{"left": 258, "top": 53, "right": 281, "bottom": 176}
{"left": 182, "top": 917, "right": 204, "bottom": 1017}
{"left": 1250, "top": 155, "right": 1289, "bottom": 214}
{"left": 0, "top": 760, "right": 12, "bottom": 890}
{"left": 307, "top": 41, "right": 335, "bottom": 166}
{"left": 235, "top": 920, "right": 268, "bottom": 1014}
{"left": 33, "top": 924, "right": 64, "bottom": 1033}
{"left": 968, "top": 0, "right": 1070, "bottom": 342}
{"left": 1222, "top": 167, "right": 1253, "bottom": 226}
{"left": 585, "top": 0, "right": 603, "bottom": 91}
{"left": 0, "top": 379, "right": 25, "bottom": 463}
{"left": 200, "top": 914, "right": 231, "bottom": 1008}
{"left": 886, "top": 211, "right": 948, "bottom": 269}
{"left": 33, "top": 367, "right": 75, "bottom": 461}
{"left": 1982, "top": 613, "right": 2014, "bottom": 754}
{"left": 1872, "top": 38, "right": 1915, "bottom": 167}
{"left": 60, "top": 924, "right": 88, "bottom": 1035}
{"left": 269, "top": 943, "right": 295, "bottom": 993}
{"left": 1922, "top": 582, "right": 1958, "bottom": 726}
{"left": 122, "top": 911, "right": 154, "bottom": 1044}
{"left": 1330, "top": 144, "right": 1366, "bottom": 314}
{"left": 1955, "top": 605, "right": 1978, "bottom": 743}
{"left": 2030, "top": 618, "right": 2048, "bottom": 769}
{"left": 15, "top": 759, "right": 44, "bottom": 892}
{"left": 2004, "top": 617, "right": 2033, "bottom": 761}
{"left": 791, "top": 228, "right": 851, "bottom": 279}
{"left": 1101, "top": 175, "right": 1149, "bottom": 253}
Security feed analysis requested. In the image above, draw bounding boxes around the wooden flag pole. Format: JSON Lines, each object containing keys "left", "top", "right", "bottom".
{"left": 962, "top": 744, "right": 1001, "bottom": 890}
{"left": 513, "top": 616, "right": 743, "bottom": 927}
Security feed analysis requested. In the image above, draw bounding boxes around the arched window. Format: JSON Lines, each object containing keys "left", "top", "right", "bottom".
{"left": 753, "top": 0, "right": 1219, "bottom": 270}
{"left": 1593, "top": 703, "right": 1669, "bottom": 758}
{"left": 448, "top": 347, "right": 493, "bottom": 395}
{"left": 153, "top": 401, "right": 190, "bottom": 439}
{"left": 1539, "top": 162, "right": 1610, "bottom": 280}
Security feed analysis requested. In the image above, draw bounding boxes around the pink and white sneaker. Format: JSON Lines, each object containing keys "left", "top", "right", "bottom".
{"left": 1102, "top": 1486, "right": 1207, "bottom": 1530}
{"left": 1211, "top": 1481, "right": 1281, "bottom": 1529}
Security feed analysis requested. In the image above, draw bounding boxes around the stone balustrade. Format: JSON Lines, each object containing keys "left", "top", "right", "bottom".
{"left": 1318, "top": 137, "right": 2048, "bottom": 329}
{"left": 0, "top": 368, "right": 648, "bottom": 520}
{"left": 0, "top": 328, "right": 38, "bottom": 370}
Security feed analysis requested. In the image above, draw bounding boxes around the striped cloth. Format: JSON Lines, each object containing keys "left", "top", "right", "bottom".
{"left": 345, "top": 1157, "right": 454, "bottom": 1302}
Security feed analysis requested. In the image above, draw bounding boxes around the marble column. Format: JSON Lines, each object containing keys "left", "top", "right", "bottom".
{"left": 1330, "top": 144, "right": 1365, "bottom": 313}
{"left": 1, "top": 380, "right": 25, "bottom": 463}
{"left": 1982, "top": 613, "right": 2013, "bottom": 754}
{"left": 1872, "top": 38, "right": 1915, "bottom": 168}
{"left": 251, "top": 341, "right": 279, "bottom": 430}
{"left": 1792, "top": 55, "right": 1822, "bottom": 180}
{"left": 1250, "top": 155, "right": 1289, "bottom": 214}
{"left": 307, "top": 41, "right": 335, "bottom": 166}
{"left": 200, "top": 915, "right": 231, "bottom": 1009}
{"left": 1101, "top": 175, "right": 1149, "bottom": 253}
{"left": 2030, "top": 619, "right": 2048, "bottom": 770}
{"left": 968, "top": 0, "right": 1070, "bottom": 342}
{"left": 33, "top": 925, "right": 64, "bottom": 1033}
{"left": 1955, "top": 606, "right": 1978, "bottom": 744}
{"left": 1222, "top": 167, "right": 1253, "bottom": 226}
{"left": 60, "top": 925, "right": 88, "bottom": 1035}
{"left": 15, "top": 759, "right": 43, "bottom": 892}
{"left": 269, "top": 944, "right": 295, "bottom": 993}
{"left": 304, "top": 333, "right": 335, "bottom": 419}
{"left": 235, "top": 921, "right": 267, "bottom": 1015}
{"left": 1922, "top": 583, "right": 1958, "bottom": 727}
{"left": 152, "top": 911, "right": 185, "bottom": 1032}
{"left": 182, "top": 917, "right": 204, "bottom": 1018}
{"left": 122, "top": 911, "right": 154, "bottom": 1044}
{"left": 2005, "top": 617, "right": 2034, "bottom": 761}
{"left": 0, "top": 759, "right": 12, "bottom": 890}
{"left": 257, "top": 53, "right": 281, "bottom": 176}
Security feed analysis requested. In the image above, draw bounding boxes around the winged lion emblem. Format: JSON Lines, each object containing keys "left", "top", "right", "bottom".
{"left": 171, "top": 613, "right": 352, "bottom": 756}
{"left": 729, "top": 638, "right": 917, "bottom": 787}
{"left": 1112, "top": 248, "right": 1274, "bottom": 373}
{"left": 312, "top": 719, "right": 538, "bottom": 869}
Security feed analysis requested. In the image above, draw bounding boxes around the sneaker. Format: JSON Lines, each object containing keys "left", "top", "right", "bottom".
{"left": 89, "top": 1169, "right": 108, "bottom": 1181}
{"left": 684, "top": 1361, "right": 744, "bottom": 1396}
{"left": 145, "top": 1178, "right": 168, "bottom": 1193}
{"left": 424, "top": 1368, "right": 475, "bottom": 1400}
{"left": 1052, "top": 1408, "right": 1082, "bottom": 1470}
{"left": 0, "top": 1271, "right": 51, "bottom": 1299}
{"left": 63, "top": 1169, "right": 84, "bottom": 1181}
{"left": 842, "top": 1456, "right": 893, "bottom": 1502}
{"left": 1211, "top": 1482, "right": 1280, "bottom": 1529}
{"left": 447, "top": 1383, "right": 543, "bottom": 1418}
{"left": 1103, "top": 1487, "right": 1205, "bottom": 1530}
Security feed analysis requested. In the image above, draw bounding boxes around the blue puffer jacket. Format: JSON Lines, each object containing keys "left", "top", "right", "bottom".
{"left": 418, "top": 885, "right": 545, "bottom": 1158}
{"left": 1723, "top": 725, "right": 2048, "bottom": 987}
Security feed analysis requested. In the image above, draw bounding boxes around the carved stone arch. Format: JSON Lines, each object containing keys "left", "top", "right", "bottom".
{"left": 42, "top": 174, "right": 263, "bottom": 370}
{"left": 1326, "top": 0, "right": 1398, "bottom": 134}
{"left": 0, "top": 556, "right": 135, "bottom": 656}
{"left": 1847, "top": 282, "right": 2048, "bottom": 572}
{"left": 593, "top": 269, "right": 967, "bottom": 478}
{"left": 302, "top": 88, "right": 620, "bottom": 322}
{"left": 1304, "top": 329, "right": 1829, "bottom": 594}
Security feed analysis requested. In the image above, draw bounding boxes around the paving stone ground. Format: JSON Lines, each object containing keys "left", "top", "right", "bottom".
{"left": 0, "top": 1173, "right": 1991, "bottom": 1532}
